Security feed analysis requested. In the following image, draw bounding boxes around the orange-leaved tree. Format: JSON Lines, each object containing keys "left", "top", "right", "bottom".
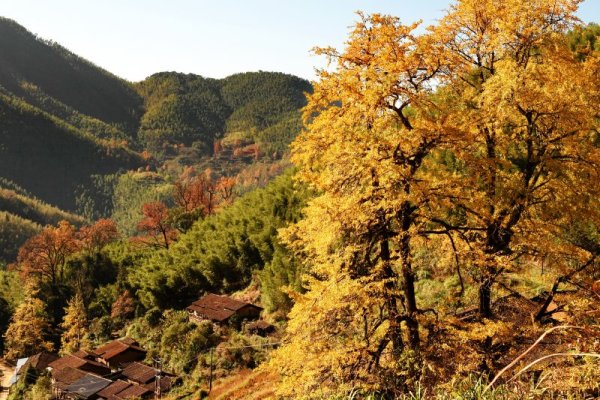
{"left": 173, "top": 169, "right": 236, "bottom": 216}
{"left": 135, "top": 201, "right": 178, "bottom": 249}
{"left": 60, "top": 292, "right": 90, "bottom": 355}
{"left": 77, "top": 218, "right": 119, "bottom": 254}
{"left": 4, "top": 295, "right": 54, "bottom": 361}
{"left": 16, "top": 220, "right": 78, "bottom": 286}
{"left": 270, "top": 0, "right": 600, "bottom": 397}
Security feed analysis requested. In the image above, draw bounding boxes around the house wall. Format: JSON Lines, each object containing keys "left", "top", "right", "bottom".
{"left": 101, "top": 350, "right": 146, "bottom": 370}
{"left": 235, "top": 305, "right": 261, "bottom": 320}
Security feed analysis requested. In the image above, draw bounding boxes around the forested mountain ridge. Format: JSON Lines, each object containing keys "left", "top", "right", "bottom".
{"left": 0, "top": 91, "right": 144, "bottom": 211}
{"left": 134, "top": 71, "right": 311, "bottom": 159}
{"left": 0, "top": 17, "right": 310, "bottom": 208}
{"left": 0, "top": 17, "right": 143, "bottom": 136}
{"left": 0, "top": 17, "right": 311, "bottom": 266}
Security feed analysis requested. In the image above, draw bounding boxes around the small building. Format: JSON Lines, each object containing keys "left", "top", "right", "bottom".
{"left": 186, "top": 294, "right": 262, "bottom": 324}
{"left": 24, "top": 351, "right": 59, "bottom": 372}
{"left": 119, "top": 362, "right": 177, "bottom": 394}
{"left": 94, "top": 338, "right": 147, "bottom": 370}
{"left": 96, "top": 379, "right": 153, "bottom": 400}
{"left": 48, "top": 352, "right": 111, "bottom": 377}
{"left": 51, "top": 366, "right": 88, "bottom": 398}
{"left": 62, "top": 374, "right": 112, "bottom": 400}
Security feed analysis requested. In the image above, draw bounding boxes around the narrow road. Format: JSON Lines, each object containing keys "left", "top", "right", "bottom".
{"left": 0, "top": 361, "right": 13, "bottom": 400}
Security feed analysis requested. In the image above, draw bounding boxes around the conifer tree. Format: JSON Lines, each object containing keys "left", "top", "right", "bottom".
{"left": 4, "top": 296, "right": 53, "bottom": 361}
{"left": 60, "top": 293, "right": 90, "bottom": 355}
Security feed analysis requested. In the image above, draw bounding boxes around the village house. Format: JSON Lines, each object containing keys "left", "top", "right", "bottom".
{"left": 186, "top": 293, "right": 262, "bottom": 324}
{"left": 7, "top": 351, "right": 59, "bottom": 389}
{"left": 45, "top": 338, "right": 177, "bottom": 400}
{"left": 48, "top": 350, "right": 111, "bottom": 377}
{"left": 120, "top": 362, "right": 178, "bottom": 393}
{"left": 51, "top": 367, "right": 88, "bottom": 398}
{"left": 96, "top": 379, "right": 152, "bottom": 400}
{"left": 94, "top": 337, "right": 147, "bottom": 370}
{"left": 61, "top": 374, "right": 112, "bottom": 400}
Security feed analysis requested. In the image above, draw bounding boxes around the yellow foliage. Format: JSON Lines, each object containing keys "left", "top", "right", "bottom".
{"left": 270, "top": 0, "right": 600, "bottom": 397}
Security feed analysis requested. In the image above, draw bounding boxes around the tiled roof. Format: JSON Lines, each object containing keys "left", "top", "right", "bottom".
{"left": 114, "top": 383, "right": 152, "bottom": 399}
{"left": 186, "top": 294, "right": 262, "bottom": 322}
{"left": 72, "top": 349, "right": 99, "bottom": 359}
{"left": 97, "top": 379, "right": 131, "bottom": 398}
{"left": 52, "top": 367, "right": 88, "bottom": 389}
{"left": 143, "top": 375, "right": 176, "bottom": 393}
{"left": 120, "top": 362, "right": 156, "bottom": 384}
{"left": 95, "top": 338, "right": 147, "bottom": 361}
{"left": 48, "top": 354, "right": 111, "bottom": 375}
{"left": 24, "top": 351, "right": 59, "bottom": 371}
{"left": 64, "top": 374, "right": 112, "bottom": 399}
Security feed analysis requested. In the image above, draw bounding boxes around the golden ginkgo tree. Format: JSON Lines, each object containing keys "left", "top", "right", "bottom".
{"left": 431, "top": 0, "right": 600, "bottom": 317}
{"left": 270, "top": 0, "right": 599, "bottom": 397}
{"left": 271, "top": 12, "right": 456, "bottom": 398}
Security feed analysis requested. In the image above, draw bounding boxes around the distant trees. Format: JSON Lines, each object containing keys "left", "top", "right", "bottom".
{"left": 128, "top": 170, "right": 308, "bottom": 310}
{"left": 78, "top": 219, "right": 119, "bottom": 254}
{"left": 172, "top": 170, "right": 237, "bottom": 216}
{"left": 16, "top": 219, "right": 120, "bottom": 287}
{"left": 133, "top": 170, "right": 238, "bottom": 248}
{"left": 135, "top": 202, "right": 177, "bottom": 250}
{"left": 11, "top": 218, "right": 121, "bottom": 330}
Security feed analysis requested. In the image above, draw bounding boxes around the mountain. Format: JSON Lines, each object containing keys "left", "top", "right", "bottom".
{"left": 0, "top": 91, "right": 144, "bottom": 211}
{"left": 0, "top": 17, "right": 143, "bottom": 137}
{"left": 135, "top": 71, "right": 311, "bottom": 157}
{"left": 0, "top": 17, "right": 311, "bottom": 264}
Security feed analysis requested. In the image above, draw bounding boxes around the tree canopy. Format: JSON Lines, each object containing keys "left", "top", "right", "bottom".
{"left": 270, "top": 1, "right": 600, "bottom": 397}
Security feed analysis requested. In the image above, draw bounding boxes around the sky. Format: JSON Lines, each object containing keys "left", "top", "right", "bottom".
{"left": 0, "top": 0, "right": 598, "bottom": 82}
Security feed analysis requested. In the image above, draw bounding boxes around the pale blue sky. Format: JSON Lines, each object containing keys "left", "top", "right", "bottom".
{"left": 0, "top": 1, "right": 598, "bottom": 82}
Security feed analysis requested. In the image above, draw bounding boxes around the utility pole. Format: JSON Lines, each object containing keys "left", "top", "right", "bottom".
{"left": 154, "top": 357, "right": 162, "bottom": 400}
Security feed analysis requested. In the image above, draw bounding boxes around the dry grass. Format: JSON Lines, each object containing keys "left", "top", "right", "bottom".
{"left": 209, "top": 369, "right": 277, "bottom": 400}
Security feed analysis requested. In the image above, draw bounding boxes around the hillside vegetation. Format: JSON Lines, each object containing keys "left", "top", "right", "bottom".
{"left": 0, "top": 17, "right": 143, "bottom": 136}
{"left": 0, "top": 179, "right": 84, "bottom": 261}
{"left": 0, "top": 91, "right": 143, "bottom": 211}
{"left": 135, "top": 71, "right": 311, "bottom": 163}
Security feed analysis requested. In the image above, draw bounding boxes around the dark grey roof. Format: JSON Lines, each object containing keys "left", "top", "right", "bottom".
{"left": 64, "top": 374, "right": 112, "bottom": 399}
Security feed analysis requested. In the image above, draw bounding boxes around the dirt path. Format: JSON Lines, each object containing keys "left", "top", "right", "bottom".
{"left": 0, "top": 361, "right": 13, "bottom": 400}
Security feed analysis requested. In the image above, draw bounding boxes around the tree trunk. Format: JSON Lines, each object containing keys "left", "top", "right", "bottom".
{"left": 380, "top": 240, "right": 404, "bottom": 354}
{"left": 399, "top": 203, "right": 420, "bottom": 350}
{"left": 479, "top": 280, "right": 493, "bottom": 318}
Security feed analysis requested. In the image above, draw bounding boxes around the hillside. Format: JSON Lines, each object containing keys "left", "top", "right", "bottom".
{"left": 135, "top": 71, "right": 311, "bottom": 161}
{"left": 0, "top": 17, "right": 311, "bottom": 215}
{"left": 0, "top": 92, "right": 144, "bottom": 211}
{"left": 0, "top": 17, "right": 143, "bottom": 137}
{"left": 0, "top": 17, "right": 311, "bottom": 268}
{"left": 0, "top": 179, "right": 84, "bottom": 262}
